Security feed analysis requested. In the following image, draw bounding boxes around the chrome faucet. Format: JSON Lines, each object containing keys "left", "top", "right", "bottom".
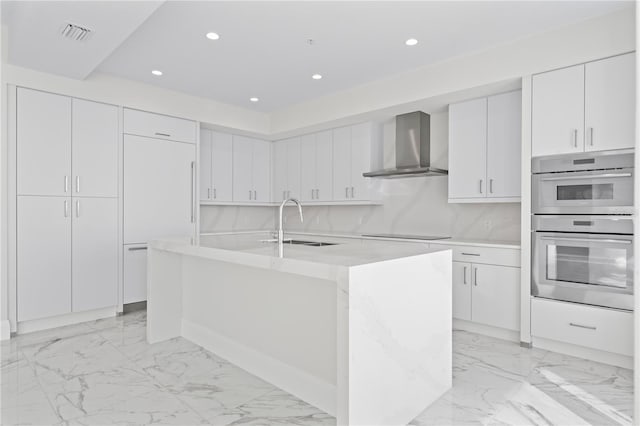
{"left": 278, "top": 198, "right": 304, "bottom": 256}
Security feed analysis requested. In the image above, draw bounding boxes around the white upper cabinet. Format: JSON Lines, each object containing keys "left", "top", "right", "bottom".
{"left": 272, "top": 137, "right": 301, "bottom": 202}
{"left": 350, "top": 123, "right": 374, "bottom": 201}
{"left": 300, "top": 131, "right": 334, "bottom": 202}
{"left": 532, "top": 64, "right": 584, "bottom": 157}
{"left": 449, "top": 91, "right": 521, "bottom": 202}
{"left": 532, "top": 52, "right": 635, "bottom": 157}
{"left": 72, "top": 197, "right": 118, "bottom": 313}
{"left": 124, "top": 108, "right": 197, "bottom": 144}
{"left": 72, "top": 99, "right": 119, "bottom": 197}
{"left": 584, "top": 52, "right": 636, "bottom": 152}
{"left": 332, "top": 126, "right": 352, "bottom": 201}
{"left": 200, "top": 129, "right": 233, "bottom": 202}
{"left": 300, "top": 134, "right": 317, "bottom": 202}
{"left": 448, "top": 98, "right": 488, "bottom": 199}
{"left": 332, "top": 122, "right": 379, "bottom": 201}
{"left": 17, "top": 88, "right": 72, "bottom": 197}
{"left": 487, "top": 91, "right": 522, "bottom": 198}
{"left": 232, "top": 136, "right": 271, "bottom": 203}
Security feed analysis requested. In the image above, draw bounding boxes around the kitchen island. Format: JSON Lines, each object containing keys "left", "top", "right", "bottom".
{"left": 147, "top": 232, "right": 452, "bottom": 426}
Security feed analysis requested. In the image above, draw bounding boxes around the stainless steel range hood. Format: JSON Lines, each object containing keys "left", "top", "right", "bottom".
{"left": 363, "top": 111, "right": 447, "bottom": 178}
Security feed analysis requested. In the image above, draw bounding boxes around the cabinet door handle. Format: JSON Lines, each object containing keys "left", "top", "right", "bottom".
{"left": 64, "top": 200, "right": 69, "bottom": 217}
{"left": 213, "top": 188, "right": 216, "bottom": 199}
{"left": 249, "top": 190, "right": 252, "bottom": 200}
{"left": 461, "top": 252, "right": 480, "bottom": 257}
{"left": 572, "top": 129, "right": 578, "bottom": 148}
{"left": 489, "top": 179, "right": 493, "bottom": 194}
{"left": 128, "top": 246, "right": 148, "bottom": 251}
{"left": 474, "top": 267, "right": 478, "bottom": 286}
{"left": 351, "top": 187, "right": 354, "bottom": 198}
{"left": 208, "top": 188, "right": 211, "bottom": 199}
{"left": 75, "top": 200, "right": 80, "bottom": 218}
{"left": 155, "top": 132, "right": 171, "bottom": 137}
{"left": 569, "top": 322, "right": 597, "bottom": 330}
{"left": 587, "top": 127, "right": 594, "bottom": 146}
{"left": 76, "top": 176, "right": 80, "bottom": 193}
{"left": 190, "top": 161, "right": 195, "bottom": 223}
{"left": 311, "top": 189, "right": 315, "bottom": 199}
{"left": 479, "top": 179, "right": 483, "bottom": 194}
{"left": 345, "top": 187, "right": 349, "bottom": 198}
{"left": 463, "top": 266, "right": 467, "bottom": 285}
{"left": 64, "top": 176, "right": 69, "bottom": 193}
{"left": 254, "top": 190, "right": 257, "bottom": 200}
{"left": 316, "top": 189, "right": 319, "bottom": 199}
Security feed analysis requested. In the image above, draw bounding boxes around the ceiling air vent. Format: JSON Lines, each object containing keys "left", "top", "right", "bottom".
{"left": 60, "top": 23, "right": 93, "bottom": 41}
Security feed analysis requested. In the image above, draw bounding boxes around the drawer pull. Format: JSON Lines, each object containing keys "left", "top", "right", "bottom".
{"left": 155, "top": 132, "right": 171, "bottom": 137}
{"left": 569, "top": 322, "right": 597, "bottom": 330}
{"left": 128, "top": 246, "right": 148, "bottom": 251}
{"left": 461, "top": 252, "right": 480, "bottom": 256}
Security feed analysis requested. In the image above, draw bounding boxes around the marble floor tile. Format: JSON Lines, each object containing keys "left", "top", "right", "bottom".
{"left": 1, "top": 311, "right": 634, "bottom": 426}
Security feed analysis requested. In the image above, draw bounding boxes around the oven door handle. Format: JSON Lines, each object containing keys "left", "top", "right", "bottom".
{"left": 540, "top": 172, "right": 632, "bottom": 182}
{"left": 540, "top": 236, "right": 632, "bottom": 245}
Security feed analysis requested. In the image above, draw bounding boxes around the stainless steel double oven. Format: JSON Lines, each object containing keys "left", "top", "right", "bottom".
{"left": 532, "top": 149, "right": 634, "bottom": 311}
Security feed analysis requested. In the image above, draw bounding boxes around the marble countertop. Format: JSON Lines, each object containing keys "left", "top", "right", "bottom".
{"left": 150, "top": 231, "right": 448, "bottom": 274}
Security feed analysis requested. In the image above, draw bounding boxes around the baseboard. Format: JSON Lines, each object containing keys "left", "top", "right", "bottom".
{"left": 181, "top": 319, "right": 336, "bottom": 416}
{"left": 532, "top": 336, "right": 633, "bottom": 369}
{"left": 123, "top": 301, "right": 147, "bottom": 313}
{"left": 17, "top": 307, "right": 117, "bottom": 334}
{"left": 1, "top": 320, "right": 11, "bottom": 341}
{"left": 453, "top": 319, "right": 520, "bottom": 342}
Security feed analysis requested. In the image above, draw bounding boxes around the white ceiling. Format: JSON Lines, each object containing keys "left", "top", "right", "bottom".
{"left": 3, "top": 1, "right": 632, "bottom": 112}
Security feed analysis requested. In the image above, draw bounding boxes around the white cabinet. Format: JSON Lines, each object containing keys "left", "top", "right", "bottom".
{"left": 124, "top": 135, "right": 196, "bottom": 244}
{"left": 532, "top": 52, "right": 635, "bottom": 156}
{"left": 17, "top": 196, "right": 72, "bottom": 321}
{"left": 584, "top": 53, "right": 636, "bottom": 152}
{"left": 273, "top": 137, "right": 301, "bottom": 202}
{"left": 332, "top": 123, "right": 378, "bottom": 201}
{"left": 124, "top": 244, "right": 148, "bottom": 304}
{"left": 200, "top": 129, "right": 233, "bottom": 202}
{"left": 232, "top": 136, "right": 271, "bottom": 202}
{"left": 435, "top": 243, "right": 520, "bottom": 332}
{"left": 300, "top": 131, "right": 333, "bottom": 202}
{"left": 448, "top": 91, "right": 521, "bottom": 202}
{"left": 17, "top": 88, "right": 72, "bottom": 197}
{"left": 124, "top": 108, "right": 197, "bottom": 144}
{"left": 72, "top": 198, "right": 118, "bottom": 312}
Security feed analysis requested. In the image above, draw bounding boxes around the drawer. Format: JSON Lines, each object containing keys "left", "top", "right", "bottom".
{"left": 429, "top": 243, "right": 520, "bottom": 267}
{"left": 124, "top": 109, "right": 197, "bottom": 144}
{"left": 531, "top": 298, "right": 633, "bottom": 356}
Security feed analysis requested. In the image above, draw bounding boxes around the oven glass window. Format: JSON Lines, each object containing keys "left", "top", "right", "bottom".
{"left": 546, "top": 244, "right": 628, "bottom": 288}
{"left": 556, "top": 184, "right": 614, "bottom": 201}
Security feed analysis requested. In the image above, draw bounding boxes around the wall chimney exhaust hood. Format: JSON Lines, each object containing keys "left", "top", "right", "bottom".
{"left": 363, "top": 111, "right": 447, "bottom": 178}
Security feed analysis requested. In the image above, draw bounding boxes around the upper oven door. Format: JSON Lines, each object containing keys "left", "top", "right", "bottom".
{"left": 532, "top": 168, "right": 634, "bottom": 214}
{"left": 532, "top": 231, "right": 634, "bottom": 310}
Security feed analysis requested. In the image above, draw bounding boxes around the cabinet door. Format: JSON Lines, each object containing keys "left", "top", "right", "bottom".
{"left": 332, "top": 126, "right": 352, "bottom": 200}
{"left": 350, "top": 123, "right": 372, "bottom": 201}
{"left": 286, "top": 138, "right": 301, "bottom": 199}
{"left": 315, "top": 130, "right": 334, "bottom": 202}
{"left": 252, "top": 138, "right": 271, "bottom": 202}
{"left": 17, "top": 88, "right": 71, "bottom": 197}
{"left": 452, "top": 261, "right": 472, "bottom": 321}
{"left": 471, "top": 264, "right": 520, "bottom": 331}
{"left": 487, "top": 91, "right": 521, "bottom": 198}
{"left": 124, "top": 109, "right": 197, "bottom": 144}
{"left": 300, "top": 134, "right": 316, "bottom": 202}
{"left": 211, "top": 131, "right": 233, "bottom": 202}
{"left": 124, "top": 135, "right": 196, "bottom": 244}
{"left": 448, "top": 98, "right": 488, "bottom": 199}
{"left": 124, "top": 244, "right": 147, "bottom": 304}
{"left": 17, "top": 196, "right": 72, "bottom": 321}
{"left": 232, "top": 136, "right": 254, "bottom": 202}
{"left": 585, "top": 52, "right": 636, "bottom": 152}
{"left": 272, "top": 141, "right": 288, "bottom": 202}
{"left": 199, "top": 129, "right": 212, "bottom": 201}
{"left": 72, "top": 99, "right": 118, "bottom": 198}
{"left": 72, "top": 198, "right": 118, "bottom": 312}
{"left": 532, "top": 64, "right": 585, "bottom": 157}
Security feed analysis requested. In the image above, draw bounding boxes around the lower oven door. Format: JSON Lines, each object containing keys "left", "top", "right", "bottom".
{"left": 532, "top": 231, "right": 634, "bottom": 310}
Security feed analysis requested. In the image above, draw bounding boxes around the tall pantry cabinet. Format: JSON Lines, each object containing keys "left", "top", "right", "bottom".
{"left": 16, "top": 88, "right": 119, "bottom": 322}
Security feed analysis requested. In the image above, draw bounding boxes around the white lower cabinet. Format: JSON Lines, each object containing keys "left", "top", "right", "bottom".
{"left": 17, "top": 196, "right": 118, "bottom": 321}
{"left": 124, "top": 244, "right": 148, "bottom": 304}
{"left": 531, "top": 298, "right": 633, "bottom": 356}
{"left": 17, "top": 196, "right": 72, "bottom": 322}
{"left": 438, "top": 243, "right": 520, "bottom": 332}
{"left": 72, "top": 198, "right": 118, "bottom": 312}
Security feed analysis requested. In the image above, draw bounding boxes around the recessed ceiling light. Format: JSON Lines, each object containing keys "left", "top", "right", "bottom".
{"left": 206, "top": 32, "right": 220, "bottom": 40}
{"left": 151, "top": 70, "right": 163, "bottom": 76}
{"left": 249, "top": 97, "right": 259, "bottom": 102}
{"left": 312, "top": 74, "right": 322, "bottom": 80}
{"left": 405, "top": 38, "right": 418, "bottom": 46}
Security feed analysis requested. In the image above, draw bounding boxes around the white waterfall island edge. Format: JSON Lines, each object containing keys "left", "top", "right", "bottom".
{"left": 147, "top": 232, "right": 452, "bottom": 426}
